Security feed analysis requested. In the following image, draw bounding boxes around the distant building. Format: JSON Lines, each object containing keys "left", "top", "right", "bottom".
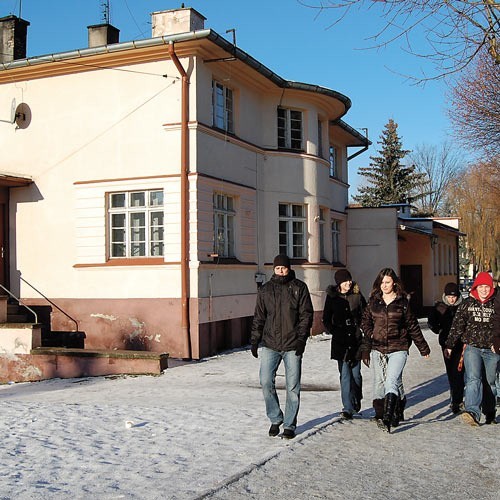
{"left": 347, "top": 203, "right": 462, "bottom": 316}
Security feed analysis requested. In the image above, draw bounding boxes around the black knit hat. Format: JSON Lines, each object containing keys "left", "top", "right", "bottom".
{"left": 273, "top": 254, "right": 291, "bottom": 269}
{"left": 335, "top": 269, "right": 352, "bottom": 285}
{"left": 444, "top": 282, "right": 460, "bottom": 297}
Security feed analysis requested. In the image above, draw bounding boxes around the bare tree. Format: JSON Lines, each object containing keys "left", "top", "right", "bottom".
{"left": 300, "top": 1, "right": 500, "bottom": 80}
{"left": 409, "top": 142, "right": 464, "bottom": 216}
{"left": 447, "top": 157, "right": 500, "bottom": 279}
{"left": 448, "top": 48, "right": 500, "bottom": 159}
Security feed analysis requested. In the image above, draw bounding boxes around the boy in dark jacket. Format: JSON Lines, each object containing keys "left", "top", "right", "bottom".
{"left": 445, "top": 272, "right": 498, "bottom": 425}
{"left": 428, "top": 282, "right": 464, "bottom": 413}
{"left": 322, "top": 268, "right": 366, "bottom": 419}
{"left": 250, "top": 254, "right": 313, "bottom": 439}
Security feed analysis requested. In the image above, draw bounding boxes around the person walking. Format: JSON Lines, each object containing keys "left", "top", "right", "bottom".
{"left": 361, "top": 268, "right": 430, "bottom": 433}
{"left": 250, "top": 254, "right": 313, "bottom": 439}
{"left": 427, "top": 282, "right": 464, "bottom": 414}
{"left": 492, "top": 288, "right": 500, "bottom": 407}
{"left": 322, "top": 268, "right": 366, "bottom": 420}
{"left": 445, "top": 272, "right": 498, "bottom": 426}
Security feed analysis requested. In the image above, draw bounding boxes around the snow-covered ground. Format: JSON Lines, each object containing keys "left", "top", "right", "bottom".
{"left": 1, "top": 323, "right": 498, "bottom": 500}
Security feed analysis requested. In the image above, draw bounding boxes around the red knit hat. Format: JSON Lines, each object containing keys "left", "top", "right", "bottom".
{"left": 470, "top": 272, "right": 494, "bottom": 302}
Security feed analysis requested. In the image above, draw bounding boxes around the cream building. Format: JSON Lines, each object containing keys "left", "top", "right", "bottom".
{"left": 0, "top": 8, "right": 369, "bottom": 359}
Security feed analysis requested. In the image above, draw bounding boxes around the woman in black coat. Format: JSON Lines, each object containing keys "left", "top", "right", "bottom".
{"left": 361, "top": 268, "right": 430, "bottom": 433}
{"left": 322, "top": 269, "right": 366, "bottom": 419}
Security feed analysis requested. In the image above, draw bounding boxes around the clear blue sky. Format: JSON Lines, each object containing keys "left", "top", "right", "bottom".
{"left": 2, "top": 0, "right": 453, "bottom": 196}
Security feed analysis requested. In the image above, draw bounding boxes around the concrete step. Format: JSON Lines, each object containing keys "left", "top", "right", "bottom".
{"left": 26, "top": 348, "right": 169, "bottom": 381}
{"left": 42, "top": 331, "right": 86, "bottom": 349}
{"left": 7, "top": 313, "right": 30, "bottom": 323}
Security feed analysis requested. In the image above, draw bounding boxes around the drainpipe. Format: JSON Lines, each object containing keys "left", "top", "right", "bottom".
{"left": 168, "top": 41, "right": 191, "bottom": 359}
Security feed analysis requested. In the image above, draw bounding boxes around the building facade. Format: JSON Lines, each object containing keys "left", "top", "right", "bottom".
{"left": 0, "top": 8, "right": 369, "bottom": 359}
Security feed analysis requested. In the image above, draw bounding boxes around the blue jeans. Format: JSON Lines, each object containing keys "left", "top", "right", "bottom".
{"left": 337, "top": 360, "right": 362, "bottom": 414}
{"left": 371, "top": 350, "right": 408, "bottom": 399}
{"left": 260, "top": 347, "right": 302, "bottom": 431}
{"left": 463, "top": 345, "right": 499, "bottom": 421}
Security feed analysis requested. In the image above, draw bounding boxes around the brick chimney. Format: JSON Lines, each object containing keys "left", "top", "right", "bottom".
{"left": 87, "top": 23, "right": 120, "bottom": 48}
{"left": 0, "top": 15, "right": 30, "bottom": 63}
{"left": 151, "top": 7, "right": 206, "bottom": 38}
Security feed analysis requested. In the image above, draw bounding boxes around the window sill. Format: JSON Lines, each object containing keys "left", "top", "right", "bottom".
{"left": 201, "top": 257, "right": 244, "bottom": 264}
{"left": 277, "top": 147, "right": 305, "bottom": 154}
{"left": 74, "top": 258, "right": 167, "bottom": 267}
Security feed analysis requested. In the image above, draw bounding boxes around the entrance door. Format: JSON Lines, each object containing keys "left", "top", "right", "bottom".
{"left": 0, "top": 203, "right": 5, "bottom": 287}
{"left": 400, "top": 265, "right": 423, "bottom": 317}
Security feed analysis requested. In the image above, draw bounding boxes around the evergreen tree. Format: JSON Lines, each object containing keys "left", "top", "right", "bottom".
{"left": 353, "top": 119, "right": 428, "bottom": 207}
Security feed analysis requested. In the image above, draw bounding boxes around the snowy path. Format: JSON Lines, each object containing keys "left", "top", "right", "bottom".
{"left": 0, "top": 324, "right": 498, "bottom": 499}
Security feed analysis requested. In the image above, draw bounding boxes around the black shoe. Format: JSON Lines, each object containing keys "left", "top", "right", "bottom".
{"left": 268, "top": 423, "right": 281, "bottom": 437}
{"left": 484, "top": 413, "right": 497, "bottom": 425}
{"left": 282, "top": 428, "right": 295, "bottom": 439}
{"left": 340, "top": 411, "right": 353, "bottom": 420}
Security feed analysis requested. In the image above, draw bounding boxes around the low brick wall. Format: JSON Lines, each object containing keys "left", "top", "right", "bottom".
{"left": 0, "top": 348, "right": 169, "bottom": 383}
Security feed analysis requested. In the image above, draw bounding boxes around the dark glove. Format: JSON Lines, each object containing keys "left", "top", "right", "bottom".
{"left": 295, "top": 340, "right": 306, "bottom": 356}
{"left": 361, "top": 351, "right": 370, "bottom": 367}
{"left": 251, "top": 344, "right": 259, "bottom": 358}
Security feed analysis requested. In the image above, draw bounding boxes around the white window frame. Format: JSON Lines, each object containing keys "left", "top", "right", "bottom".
{"left": 212, "top": 80, "right": 234, "bottom": 133}
{"left": 214, "top": 193, "right": 236, "bottom": 258}
{"left": 279, "top": 203, "right": 307, "bottom": 258}
{"left": 277, "top": 107, "right": 303, "bottom": 150}
{"left": 108, "top": 189, "right": 164, "bottom": 258}
{"left": 331, "top": 219, "right": 341, "bottom": 263}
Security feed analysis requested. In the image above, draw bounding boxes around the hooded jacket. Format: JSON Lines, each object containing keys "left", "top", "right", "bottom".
{"left": 322, "top": 283, "right": 366, "bottom": 361}
{"left": 492, "top": 290, "right": 500, "bottom": 355}
{"left": 445, "top": 273, "right": 496, "bottom": 350}
{"left": 360, "top": 294, "right": 430, "bottom": 356}
{"left": 427, "top": 294, "right": 463, "bottom": 347}
{"left": 250, "top": 270, "right": 313, "bottom": 352}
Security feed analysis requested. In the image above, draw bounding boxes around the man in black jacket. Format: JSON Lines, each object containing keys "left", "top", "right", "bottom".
{"left": 428, "top": 282, "right": 464, "bottom": 414}
{"left": 250, "top": 254, "right": 313, "bottom": 439}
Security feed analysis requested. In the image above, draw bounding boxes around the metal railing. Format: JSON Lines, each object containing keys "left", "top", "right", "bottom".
{"left": 0, "top": 283, "right": 38, "bottom": 324}
{"left": 19, "top": 276, "right": 79, "bottom": 332}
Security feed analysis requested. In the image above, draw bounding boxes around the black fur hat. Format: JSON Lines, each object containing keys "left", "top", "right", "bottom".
{"left": 334, "top": 269, "right": 352, "bottom": 285}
